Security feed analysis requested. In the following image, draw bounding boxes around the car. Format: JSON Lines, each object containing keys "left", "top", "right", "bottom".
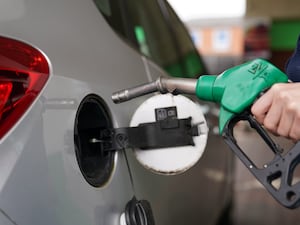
{"left": 0, "top": 0, "right": 234, "bottom": 224}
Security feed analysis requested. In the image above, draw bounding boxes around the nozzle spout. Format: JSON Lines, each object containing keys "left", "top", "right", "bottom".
{"left": 112, "top": 76, "right": 197, "bottom": 104}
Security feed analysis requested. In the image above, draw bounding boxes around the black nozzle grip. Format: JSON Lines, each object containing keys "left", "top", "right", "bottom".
{"left": 222, "top": 111, "right": 300, "bottom": 209}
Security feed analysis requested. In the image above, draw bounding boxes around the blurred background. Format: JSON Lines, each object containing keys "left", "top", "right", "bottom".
{"left": 168, "top": 0, "right": 299, "bottom": 74}
{"left": 167, "top": 0, "right": 300, "bottom": 224}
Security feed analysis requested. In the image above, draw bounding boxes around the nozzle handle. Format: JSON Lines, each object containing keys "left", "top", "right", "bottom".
{"left": 222, "top": 111, "right": 300, "bottom": 209}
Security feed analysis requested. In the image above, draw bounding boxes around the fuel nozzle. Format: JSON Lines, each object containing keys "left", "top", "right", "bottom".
{"left": 112, "top": 59, "right": 288, "bottom": 134}
{"left": 112, "top": 76, "right": 197, "bottom": 104}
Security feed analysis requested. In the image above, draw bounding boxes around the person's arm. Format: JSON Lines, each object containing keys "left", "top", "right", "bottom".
{"left": 251, "top": 82, "right": 300, "bottom": 141}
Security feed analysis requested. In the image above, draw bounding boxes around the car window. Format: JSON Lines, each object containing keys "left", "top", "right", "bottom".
{"left": 163, "top": 2, "right": 207, "bottom": 77}
{"left": 93, "top": 0, "right": 126, "bottom": 37}
{"left": 125, "top": 1, "right": 180, "bottom": 73}
{"left": 94, "top": 0, "right": 207, "bottom": 78}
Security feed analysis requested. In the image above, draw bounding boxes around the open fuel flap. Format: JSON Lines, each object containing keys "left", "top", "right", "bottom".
{"left": 131, "top": 94, "right": 208, "bottom": 174}
{"left": 74, "top": 92, "right": 208, "bottom": 188}
{"left": 104, "top": 93, "right": 208, "bottom": 175}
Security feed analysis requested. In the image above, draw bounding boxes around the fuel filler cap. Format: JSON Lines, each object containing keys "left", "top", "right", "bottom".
{"left": 130, "top": 94, "right": 208, "bottom": 175}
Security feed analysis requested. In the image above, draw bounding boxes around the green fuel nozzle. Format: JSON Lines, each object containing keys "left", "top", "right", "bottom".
{"left": 113, "top": 59, "right": 300, "bottom": 209}
{"left": 196, "top": 58, "right": 288, "bottom": 133}
{"left": 112, "top": 58, "right": 288, "bottom": 134}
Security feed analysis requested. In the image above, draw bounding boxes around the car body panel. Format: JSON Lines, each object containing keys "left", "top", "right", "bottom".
{"left": 0, "top": 0, "right": 233, "bottom": 224}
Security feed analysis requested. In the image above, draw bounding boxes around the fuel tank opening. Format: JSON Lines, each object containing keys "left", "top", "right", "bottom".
{"left": 74, "top": 94, "right": 114, "bottom": 187}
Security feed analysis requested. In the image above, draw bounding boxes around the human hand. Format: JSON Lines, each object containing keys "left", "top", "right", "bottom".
{"left": 251, "top": 82, "right": 300, "bottom": 141}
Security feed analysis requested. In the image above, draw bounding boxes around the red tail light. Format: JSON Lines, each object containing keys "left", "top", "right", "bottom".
{"left": 0, "top": 36, "right": 50, "bottom": 139}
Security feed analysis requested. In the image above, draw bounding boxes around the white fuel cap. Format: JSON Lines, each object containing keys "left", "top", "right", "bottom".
{"left": 130, "top": 93, "right": 208, "bottom": 175}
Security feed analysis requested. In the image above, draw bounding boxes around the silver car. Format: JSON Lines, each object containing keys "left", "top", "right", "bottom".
{"left": 0, "top": 0, "right": 234, "bottom": 224}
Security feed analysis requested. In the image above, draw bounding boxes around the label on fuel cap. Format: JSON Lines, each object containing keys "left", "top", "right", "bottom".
{"left": 130, "top": 94, "right": 208, "bottom": 175}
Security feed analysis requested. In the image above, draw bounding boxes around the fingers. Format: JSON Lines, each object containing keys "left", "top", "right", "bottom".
{"left": 251, "top": 84, "right": 283, "bottom": 126}
{"left": 251, "top": 83, "right": 300, "bottom": 141}
{"left": 275, "top": 84, "right": 300, "bottom": 140}
{"left": 277, "top": 102, "right": 295, "bottom": 137}
{"left": 251, "top": 87, "right": 274, "bottom": 124}
{"left": 260, "top": 89, "right": 283, "bottom": 134}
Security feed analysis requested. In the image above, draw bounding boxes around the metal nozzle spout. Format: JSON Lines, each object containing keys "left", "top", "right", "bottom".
{"left": 112, "top": 76, "right": 197, "bottom": 104}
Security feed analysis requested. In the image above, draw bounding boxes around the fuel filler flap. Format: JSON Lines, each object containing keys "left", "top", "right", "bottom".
{"left": 129, "top": 94, "right": 208, "bottom": 175}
